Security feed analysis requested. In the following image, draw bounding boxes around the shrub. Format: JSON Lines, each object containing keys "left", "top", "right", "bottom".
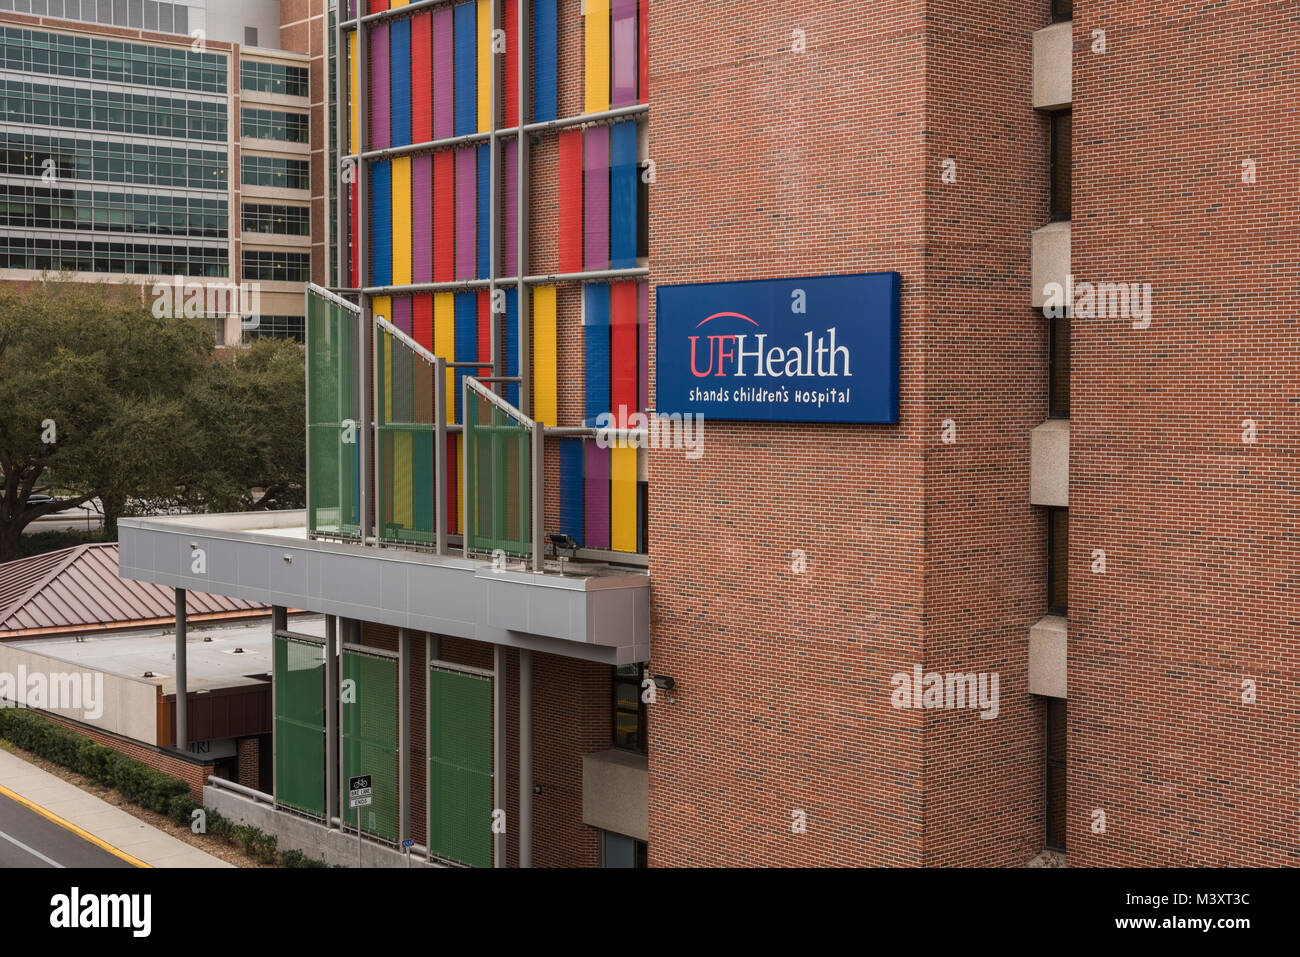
{"left": 168, "top": 794, "right": 201, "bottom": 828}
{"left": 206, "top": 808, "right": 233, "bottom": 842}
{"left": 280, "top": 849, "right": 328, "bottom": 868}
{"left": 0, "top": 707, "right": 189, "bottom": 816}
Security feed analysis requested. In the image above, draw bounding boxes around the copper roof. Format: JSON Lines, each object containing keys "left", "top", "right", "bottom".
{"left": 0, "top": 543, "right": 266, "bottom": 637}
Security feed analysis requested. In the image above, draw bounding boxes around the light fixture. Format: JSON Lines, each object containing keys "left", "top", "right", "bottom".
{"left": 547, "top": 533, "right": 579, "bottom": 558}
{"left": 653, "top": 674, "right": 675, "bottom": 691}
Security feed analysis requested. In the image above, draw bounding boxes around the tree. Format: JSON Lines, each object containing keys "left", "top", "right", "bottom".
{"left": 0, "top": 280, "right": 306, "bottom": 563}
{"left": 174, "top": 338, "right": 306, "bottom": 514}
{"left": 0, "top": 280, "right": 212, "bottom": 561}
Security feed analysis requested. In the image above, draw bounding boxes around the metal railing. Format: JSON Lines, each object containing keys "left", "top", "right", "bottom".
{"left": 331, "top": 313, "right": 649, "bottom": 573}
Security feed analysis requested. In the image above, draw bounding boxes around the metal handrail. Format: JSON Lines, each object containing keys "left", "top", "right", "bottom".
{"left": 207, "top": 776, "right": 275, "bottom": 805}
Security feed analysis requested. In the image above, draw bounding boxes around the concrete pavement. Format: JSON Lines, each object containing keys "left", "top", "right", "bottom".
{"left": 0, "top": 747, "right": 232, "bottom": 868}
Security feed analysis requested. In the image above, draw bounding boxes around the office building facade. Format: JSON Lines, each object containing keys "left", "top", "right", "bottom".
{"left": 0, "top": 0, "right": 319, "bottom": 344}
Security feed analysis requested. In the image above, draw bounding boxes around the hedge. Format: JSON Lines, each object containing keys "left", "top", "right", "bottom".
{"left": 0, "top": 708, "right": 188, "bottom": 813}
{"left": 0, "top": 707, "right": 333, "bottom": 867}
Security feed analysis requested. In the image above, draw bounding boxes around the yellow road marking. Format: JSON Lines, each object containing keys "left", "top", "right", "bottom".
{"left": 0, "top": 782, "right": 151, "bottom": 868}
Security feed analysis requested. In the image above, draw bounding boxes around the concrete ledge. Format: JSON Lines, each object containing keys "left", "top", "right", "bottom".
{"left": 1030, "top": 418, "right": 1069, "bottom": 507}
{"left": 1031, "top": 220, "right": 1071, "bottom": 308}
{"left": 203, "top": 786, "right": 438, "bottom": 868}
{"left": 582, "top": 749, "right": 648, "bottom": 842}
{"left": 1033, "top": 21, "right": 1073, "bottom": 110}
{"left": 119, "top": 513, "right": 649, "bottom": 664}
{"left": 1029, "top": 614, "right": 1068, "bottom": 699}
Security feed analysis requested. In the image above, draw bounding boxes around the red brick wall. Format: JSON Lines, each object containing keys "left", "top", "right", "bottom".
{"left": 647, "top": 0, "right": 932, "bottom": 867}
{"left": 41, "top": 714, "right": 213, "bottom": 803}
{"left": 237, "top": 735, "right": 261, "bottom": 791}
{"left": 1068, "top": 0, "right": 1300, "bottom": 866}
{"left": 920, "top": 0, "right": 1051, "bottom": 866}
{"left": 360, "top": 622, "right": 611, "bottom": 867}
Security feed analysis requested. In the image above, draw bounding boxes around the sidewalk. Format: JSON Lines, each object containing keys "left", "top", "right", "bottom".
{"left": 0, "top": 747, "right": 232, "bottom": 868}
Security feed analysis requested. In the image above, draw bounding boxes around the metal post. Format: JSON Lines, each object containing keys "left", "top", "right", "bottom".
{"left": 372, "top": 316, "right": 382, "bottom": 545}
{"left": 271, "top": 605, "right": 287, "bottom": 807}
{"left": 518, "top": 648, "right": 532, "bottom": 868}
{"left": 398, "top": 628, "right": 411, "bottom": 848}
{"left": 424, "top": 631, "right": 434, "bottom": 862}
{"left": 435, "top": 355, "right": 448, "bottom": 555}
{"left": 325, "top": 615, "right": 339, "bottom": 822}
{"left": 174, "top": 588, "right": 187, "bottom": 751}
{"left": 488, "top": 0, "right": 500, "bottom": 394}
{"left": 462, "top": 375, "right": 470, "bottom": 556}
{"left": 339, "top": 619, "right": 352, "bottom": 831}
{"left": 334, "top": 4, "right": 346, "bottom": 290}
{"left": 531, "top": 424, "right": 544, "bottom": 571}
{"left": 493, "top": 644, "right": 506, "bottom": 868}
{"left": 516, "top": 0, "right": 531, "bottom": 415}
{"left": 357, "top": 11, "right": 372, "bottom": 543}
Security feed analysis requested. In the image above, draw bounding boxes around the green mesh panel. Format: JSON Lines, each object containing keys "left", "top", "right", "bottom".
{"left": 274, "top": 636, "right": 326, "bottom": 817}
{"left": 342, "top": 650, "right": 398, "bottom": 842}
{"left": 375, "top": 324, "right": 437, "bottom": 545}
{"left": 307, "top": 288, "right": 362, "bottom": 539}
{"left": 464, "top": 387, "right": 531, "bottom": 557}
{"left": 428, "top": 667, "right": 492, "bottom": 868}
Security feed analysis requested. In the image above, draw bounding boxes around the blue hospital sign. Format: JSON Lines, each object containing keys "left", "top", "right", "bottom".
{"left": 654, "top": 272, "right": 901, "bottom": 424}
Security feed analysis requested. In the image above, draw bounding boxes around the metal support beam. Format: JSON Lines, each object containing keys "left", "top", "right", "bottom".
{"left": 531, "top": 424, "right": 544, "bottom": 571}
{"left": 174, "top": 588, "right": 187, "bottom": 750}
{"left": 489, "top": 0, "right": 500, "bottom": 395}
{"left": 423, "top": 631, "right": 434, "bottom": 862}
{"left": 357, "top": 11, "right": 371, "bottom": 543}
{"left": 334, "top": 4, "right": 347, "bottom": 291}
{"left": 493, "top": 644, "right": 506, "bottom": 868}
{"left": 517, "top": 0, "right": 532, "bottom": 416}
{"left": 518, "top": 648, "right": 532, "bottom": 868}
{"left": 325, "top": 615, "right": 339, "bottom": 823}
{"left": 434, "top": 355, "right": 448, "bottom": 556}
{"left": 398, "top": 627, "right": 411, "bottom": 847}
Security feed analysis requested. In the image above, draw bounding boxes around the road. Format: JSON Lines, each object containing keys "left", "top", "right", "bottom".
{"left": 0, "top": 791, "right": 132, "bottom": 868}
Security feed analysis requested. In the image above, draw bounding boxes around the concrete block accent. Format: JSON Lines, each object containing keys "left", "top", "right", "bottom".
{"left": 1028, "top": 614, "right": 1068, "bottom": 699}
{"left": 581, "top": 749, "right": 648, "bottom": 842}
{"left": 1031, "top": 220, "right": 1071, "bottom": 308}
{"left": 1033, "top": 22, "right": 1073, "bottom": 110}
{"left": 203, "top": 785, "right": 438, "bottom": 868}
{"left": 1030, "top": 418, "right": 1070, "bottom": 507}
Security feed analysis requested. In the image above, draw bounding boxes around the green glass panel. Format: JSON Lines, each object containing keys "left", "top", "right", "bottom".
{"left": 464, "top": 388, "right": 531, "bottom": 557}
{"left": 273, "top": 636, "right": 326, "bottom": 818}
{"left": 428, "top": 668, "right": 492, "bottom": 868}
{"left": 342, "top": 651, "right": 398, "bottom": 842}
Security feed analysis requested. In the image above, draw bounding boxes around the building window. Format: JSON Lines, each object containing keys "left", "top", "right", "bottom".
{"left": 1047, "top": 507, "right": 1068, "bottom": 615}
{"left": 242, "top": 202, "right": 310, "bottom": 235}
{"left": 241, "top": 107, "right": 310, "bottom": 144}
{"left": 241, "top": 249, "right": 310, "bottom": 282}
{"left": 1052, "top": 0, "right": 1073, "bottom": 23}
{"left": 243, "top": 314, "right": 305, "bottom": 343}
{"left": 1049, "top": 312, "right": 1069, "bottom": 418}
{"left": 612, "top": 664, "right": 647, "bottom": 754}
{"left": 600, "top": 830, "right": 647, "bottom": 868}
{"left": 240, "top": 60, "right": 309, "bottom": 98}
{"left": 1045, "top": 698, "right": 1067, "bottom": 851}
{"left": 244, "top": 27, "right": 259, "bottom": 48}
{"left": 1050, "top": 111, "right": 1072, "bottom": 221}
{"left": 241, "top": 154, "right": 310, "bottom": 191}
